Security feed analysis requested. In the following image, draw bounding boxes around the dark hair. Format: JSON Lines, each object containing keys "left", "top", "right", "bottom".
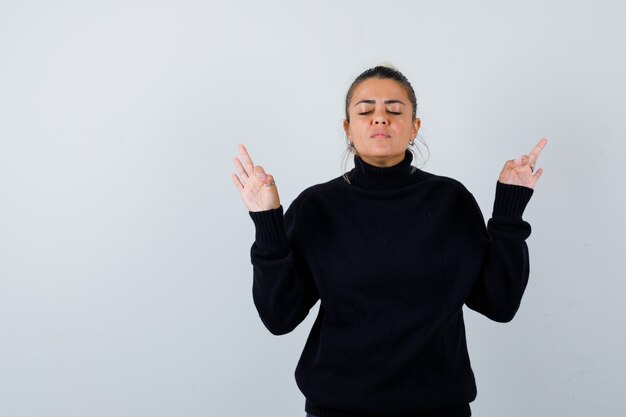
{"left": 344, "top": 65, "right": 418, "bottom": 122}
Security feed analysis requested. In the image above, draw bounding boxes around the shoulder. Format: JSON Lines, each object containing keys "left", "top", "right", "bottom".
{"left": 414, "top": 170, "right": 485, "bottom": 224}
{"left": 297, "top": 176, "right": 346, "bottom": 201}
{"left": 285, "top": 176, "right": 346, "bottom": 216}
{"left": 418, "top": 170, "right": 475, "bottom": 200}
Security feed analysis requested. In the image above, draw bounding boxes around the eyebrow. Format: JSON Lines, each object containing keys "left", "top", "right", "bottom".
{"left": 354, "top": 99, "right": 406, "bottom": 106}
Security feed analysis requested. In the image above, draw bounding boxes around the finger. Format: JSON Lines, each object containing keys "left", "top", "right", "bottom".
{"left": 533, "top": 167, "right": 544, "bottom": 182}
{"left": 262, "top": 175, "right": 277, "bottom": 189}
{"left": 519, "top": 155, "right": 529, "bottom": 166}
{"left": 503, "top": 159, "right": 516, "bottom": 169}
{"left": 231, "top": 173, "right": 244, "bottom": 192}
{"left": 238, "top": 144, "right": 255, "bottom": 175}
{"left": 528, "top": 138, "right": 548, "bottom": 165}
{"left": 253, "top": 165, "right": 278, "bottom": 189}
{"left": 254, "top": 166, "right": 274, "bottom": 186}
{"left": 233, "top": 157, "right": 250, "bottom": 180}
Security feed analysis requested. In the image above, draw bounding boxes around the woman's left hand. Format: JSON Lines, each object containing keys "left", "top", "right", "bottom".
{"left": 498, "top": 138, "right": 548, "bottom": 189}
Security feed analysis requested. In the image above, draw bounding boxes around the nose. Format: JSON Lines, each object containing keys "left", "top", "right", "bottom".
{"left": 373, "top": 114, "right": 388, "bottom": 125}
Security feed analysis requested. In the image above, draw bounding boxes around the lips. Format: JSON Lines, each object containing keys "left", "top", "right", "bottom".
{"left": 370, "top": 131, "right": 391, "bottom": 139}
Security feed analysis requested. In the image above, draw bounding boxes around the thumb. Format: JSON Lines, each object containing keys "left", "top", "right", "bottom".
{"left": 255, "top": 165, "right": 276, "bottom": 186}
{"left": 254, "top": 165, "right": 267, "bottom": 181}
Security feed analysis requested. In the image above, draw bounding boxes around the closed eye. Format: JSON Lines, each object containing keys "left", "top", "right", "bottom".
{"left": 357, "top": 109, "right": 402, "bottom": 116}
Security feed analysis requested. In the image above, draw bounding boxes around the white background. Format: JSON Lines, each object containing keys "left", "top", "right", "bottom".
{"left": 1, "top": 1, "right": 625, "bottom": 416}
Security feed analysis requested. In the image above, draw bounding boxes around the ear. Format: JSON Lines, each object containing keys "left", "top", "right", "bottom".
{"left": 412, "top": 118, "right": 421, "bottom": 138}
{"left": 343, "top": 119, "right": 351, "bottom": 139}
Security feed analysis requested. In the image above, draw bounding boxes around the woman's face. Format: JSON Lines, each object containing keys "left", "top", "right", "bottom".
{"left": 343, "top": 77, "right": 420, "bottom": 167}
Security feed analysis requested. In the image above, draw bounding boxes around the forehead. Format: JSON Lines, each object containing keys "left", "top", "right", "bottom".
{"left": 350, "top": 78, "right": 409, "bottom": 104}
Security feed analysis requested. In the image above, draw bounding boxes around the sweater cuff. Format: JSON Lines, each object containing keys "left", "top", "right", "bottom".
{"left": 249, "top": 206, "right": 288, "bottom": 244}
{"left": 492, "top": 182, "right": 534, "bottom": 219}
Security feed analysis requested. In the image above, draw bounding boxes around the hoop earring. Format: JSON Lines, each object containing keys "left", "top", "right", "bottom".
{"left": 408, "top": 140, "right": 415, "bottom": 147}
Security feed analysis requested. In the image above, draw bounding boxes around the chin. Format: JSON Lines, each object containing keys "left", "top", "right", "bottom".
{"left": 366, "top": 147, "right": 404, "bottom": 158}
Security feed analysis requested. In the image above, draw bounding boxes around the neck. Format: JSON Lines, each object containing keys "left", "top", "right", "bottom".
{"left": 348, "top": 150, "right": 419, "bottom": 191}
{"left": 358, "top": 153, "right": 406, "bottom": 168}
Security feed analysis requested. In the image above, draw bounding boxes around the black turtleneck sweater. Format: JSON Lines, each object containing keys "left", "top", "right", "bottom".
{"left": 248, "top": 151, "right": 533, "bottom": 417}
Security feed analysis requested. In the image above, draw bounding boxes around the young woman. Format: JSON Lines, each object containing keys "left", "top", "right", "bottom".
{"left": 232, "top": 66, "right": 546, "bottom": 417}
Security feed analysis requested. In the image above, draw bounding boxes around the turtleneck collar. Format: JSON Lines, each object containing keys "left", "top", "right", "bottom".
{"left": 347, "top": 150, "right": 419, "bottom": 191}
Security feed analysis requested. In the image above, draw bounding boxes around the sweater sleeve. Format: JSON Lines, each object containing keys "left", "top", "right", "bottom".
{"left": 464, "top": 182, "right": 534, "bottom": 323}
{"left": 248, "top": 205, "right": 319, "bottom": 335}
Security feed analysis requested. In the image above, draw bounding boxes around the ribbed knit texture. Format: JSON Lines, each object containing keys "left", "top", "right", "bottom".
{"left": 305, "top": 400, "right": 472, "bottom": 417}
{"left": 349, "top": 154, "right": 419, "bottom": 191}
{"left": 249, "top": 151, "right": 533, "bottom": 417}
{"left": 249, "top": 206, "right": 288, "bottom": 244}
{"left": 493, "top": 181, "right": 534, "bottom": 219}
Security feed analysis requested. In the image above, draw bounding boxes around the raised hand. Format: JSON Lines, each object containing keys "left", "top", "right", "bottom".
{"left": 231, "top": 144, "right": 281, "bottom": 212}
{"left": 498, "top": 138, "right": 548, "bottom": 189}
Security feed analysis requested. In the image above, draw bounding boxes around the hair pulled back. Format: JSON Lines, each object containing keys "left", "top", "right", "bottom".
{"left": 344, "top": 65, "right": 418, "bottom": 122}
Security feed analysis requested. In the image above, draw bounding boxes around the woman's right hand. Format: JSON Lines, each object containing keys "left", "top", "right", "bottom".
{"left": 231, "top": 144, "right": 281, "bottom": 212}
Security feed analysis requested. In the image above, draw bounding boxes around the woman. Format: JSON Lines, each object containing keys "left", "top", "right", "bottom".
{"left": 231, "top": 66, "right": 546, "bottom": 417}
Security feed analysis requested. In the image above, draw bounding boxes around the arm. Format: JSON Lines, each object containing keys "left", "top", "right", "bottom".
{"left": 465, "top": 182, "right": 534, "bottom": 322}
{"left": 465, "top": 139, "right": 547, "bottom": 322}
{"left": 249, "top": 205, "right": 319, "bottom": 335}
{"left": 232, "top": 144, "right": 318, "bottom": 335}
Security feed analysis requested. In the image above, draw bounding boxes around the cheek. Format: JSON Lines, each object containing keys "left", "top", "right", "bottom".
{"left": 349, "top": 123, "right": 367, "bottom": 138}
{"left": 402, "top": 121, "right": 416, "bottom": 135}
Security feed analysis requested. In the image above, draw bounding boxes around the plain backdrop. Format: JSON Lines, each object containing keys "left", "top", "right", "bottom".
{"left": 1, "top": 1, "right": 625, "bottom": 416}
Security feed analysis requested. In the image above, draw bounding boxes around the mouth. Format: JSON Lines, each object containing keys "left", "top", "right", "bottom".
{"left": 370, "top": 132, "right": 391, "bottom": 139}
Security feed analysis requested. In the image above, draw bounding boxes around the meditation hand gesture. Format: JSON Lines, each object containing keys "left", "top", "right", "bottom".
{"left": 231, "top": 144, "right": 281, "bottom": 212}
{"left": 498, "top": 139, "right": 548, "bottom": 189}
